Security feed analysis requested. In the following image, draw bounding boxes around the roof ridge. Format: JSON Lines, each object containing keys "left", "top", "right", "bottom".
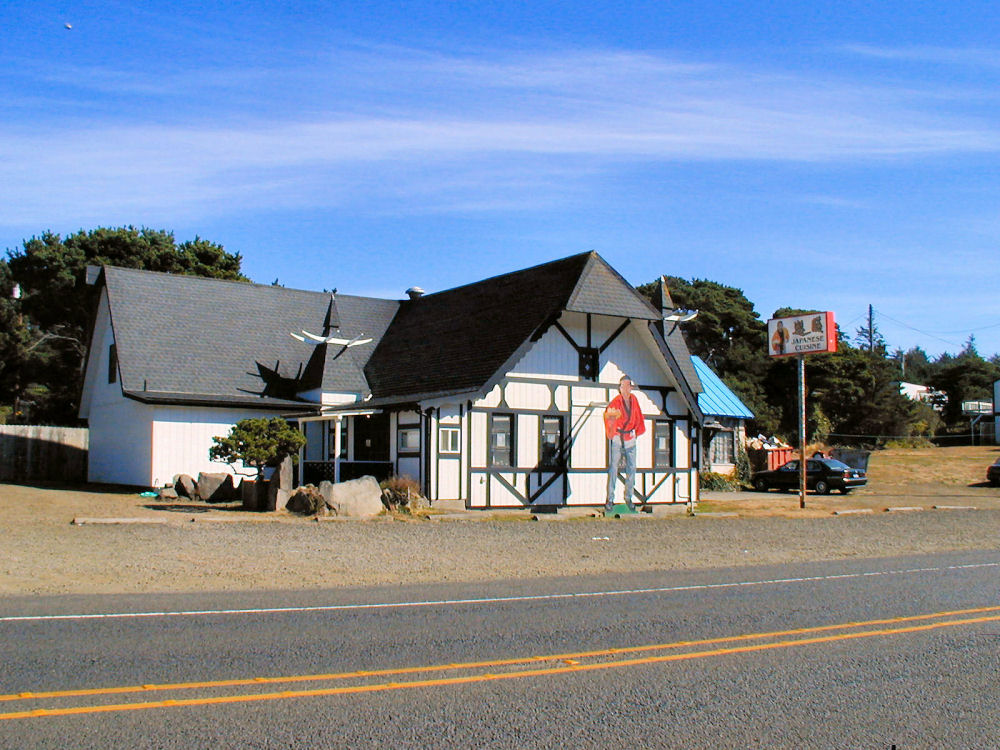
{"left": 416, "top": 251, "right": 595, "bottom": 300}
{"left": 101, "top": 264, "right": 396, "bottom": 303}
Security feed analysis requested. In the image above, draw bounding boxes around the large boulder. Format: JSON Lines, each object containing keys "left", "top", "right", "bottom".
{"left": 197, "top": 472, "right": 237, "bottom": 503}
{"left": 326, "top": 476, "right": 384, "bottom": 518}
{"left": 318, "top": 480, "right": 335, "bottom": 511}
{"left": 173, "top": 474, "right": 197, "bottom": 499}
{"left": 241, "top": 479, "right": 262, "bottom": 511}
{"left": 265, "top": 477, "right": 290, "bottom": 511}
{"left": 286, "top": 484, "right": 325, "bottom": 515}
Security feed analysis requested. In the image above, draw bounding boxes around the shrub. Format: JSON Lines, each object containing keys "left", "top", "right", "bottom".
{"left": 700, "top": 471, "right": 739, "bottom": 491}
{"left": 885, "top": 437, "right": 935, "bottom": 449}
{"left": 209, "top": 417, "right": 306, "bottom": 477}
{"left": 380, "top": 475, "right": 424, "bottom": 513}
{"left": 734, "top": 445, "right": 753, "bottom": 488}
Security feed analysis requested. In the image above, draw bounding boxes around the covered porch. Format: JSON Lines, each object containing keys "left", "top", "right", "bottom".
{"left": 293, "top": 405, "right": 424, "bottom": 488}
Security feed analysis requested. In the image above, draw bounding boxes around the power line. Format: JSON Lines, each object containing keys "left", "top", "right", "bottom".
{"left": 871, "top": 308, "right": 963, "bottom": 349}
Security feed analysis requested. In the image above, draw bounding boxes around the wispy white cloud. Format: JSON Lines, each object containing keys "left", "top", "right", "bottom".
{"left": 838, "top": 43, "right": 1000, "bottom": 68}
{"left": 2, "top": 47, "right": 999, "bottom": 228}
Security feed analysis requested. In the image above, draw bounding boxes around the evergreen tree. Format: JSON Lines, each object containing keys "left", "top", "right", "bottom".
{"left": 3, "top": 226, "right": 247, "bottom": 424}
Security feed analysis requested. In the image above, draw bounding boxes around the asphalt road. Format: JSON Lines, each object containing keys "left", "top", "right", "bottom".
{"left": 3, "top": 550, "right": 1000, "bottom": 749}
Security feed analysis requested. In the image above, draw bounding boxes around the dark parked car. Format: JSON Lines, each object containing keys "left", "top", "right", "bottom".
{"left": 752, "top": 458, "right": 867, "bottom": 495}
{"left": 988, "top": 458, "right": 1000, "bottom": 487}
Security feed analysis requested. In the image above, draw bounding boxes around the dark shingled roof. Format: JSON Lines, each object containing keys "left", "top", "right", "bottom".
{"left": 95, "top": 251, "right": 700, "bottom": 411}
{"left": 101, "top": 267, "right": 397, "bottom": 407}
{"left": 364, "top": 252, "right": 660, "bottom": 398}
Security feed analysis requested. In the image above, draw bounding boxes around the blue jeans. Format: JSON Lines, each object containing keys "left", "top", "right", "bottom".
{"left": 606, "top": 435, "right": 637, "bottom": 511}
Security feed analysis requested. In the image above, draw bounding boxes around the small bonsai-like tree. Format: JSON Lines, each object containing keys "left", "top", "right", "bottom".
{"left": 209, "top": 417, "right": 306, "bottom": 478}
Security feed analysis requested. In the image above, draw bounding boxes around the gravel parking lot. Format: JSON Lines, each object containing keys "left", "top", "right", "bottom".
{"left": 2, "top": 476, "right": 999, "bottom": 597}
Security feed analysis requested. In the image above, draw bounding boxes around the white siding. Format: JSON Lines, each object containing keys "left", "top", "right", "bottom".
{"left": 150, "top": 406, "right": 277, "bottom": 488}
{"left": 469, "top": 411, "right": 488, "bottom": 507}
{"left": 78, "top": 291, "right": 114, "bottom": 420}
{"left": 432, "top": 407, "right": 463, "bottom": 500}
{"left": 510, "top": 321, "right": 578, "bottom": 378}
{"left": 82, "top": 294, "right": 154, "bottom": 486}
{"left": 504, "top": 382, "right": 552, "bottom": 411}
{"left": 87, "top": 397, "right": 153, "bottom": 486}
{"left": 304, "top": 421, "right": 323, "bottom": 460}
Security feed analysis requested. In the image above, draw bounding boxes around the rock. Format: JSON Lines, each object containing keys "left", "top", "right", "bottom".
{"left": 157, "top": 486, "right": 178, "bottom": 500}
{"left": 276, "top": 456, "right": 293, "bottom": 490}
{"left": 173, "top": 474, "right": 197, "bottom": 499}
{"left": 266, "top": 477, "right": 290, "bottom": 512}
{"left": 197, "top": 472, "right": 237, "bottom": 503}
{"left": 318, "top": 481, "right": 335, "bottom": 512}
{"left": 326, "top": 476, "right": 384, "bottom": 518}
{"left": 287, "top": 485, "right": 325, "bottom": 515}
{"left": 241, "top": 479, "right": 261, "bottom": 511}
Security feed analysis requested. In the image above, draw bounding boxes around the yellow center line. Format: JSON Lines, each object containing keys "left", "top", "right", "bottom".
{"left": 3, "top": 606, "right": 999, "bottom": 721}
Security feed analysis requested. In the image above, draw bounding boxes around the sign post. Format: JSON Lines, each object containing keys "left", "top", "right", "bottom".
{"left": 767, "top": 312, "right": 838, "bottom": 509}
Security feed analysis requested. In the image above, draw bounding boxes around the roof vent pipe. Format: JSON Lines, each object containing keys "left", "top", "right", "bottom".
{"left": 406, "top": 286, "right": 425, "bottom": 300}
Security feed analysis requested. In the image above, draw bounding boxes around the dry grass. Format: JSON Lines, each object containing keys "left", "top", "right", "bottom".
{"left": 870, "top": 445, "right": 1000, "bottom": 487}
{"left": 698, "top": 445, "right": 1000, "bottom": 518}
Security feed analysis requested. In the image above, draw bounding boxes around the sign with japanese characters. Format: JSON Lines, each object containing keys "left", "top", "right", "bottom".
{"left": 767, "top": 312, "right": 837, "bottom": 358}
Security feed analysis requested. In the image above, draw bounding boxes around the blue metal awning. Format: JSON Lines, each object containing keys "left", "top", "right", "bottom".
{"left": 692, "top": 356, "right": 754, "bottom": 419}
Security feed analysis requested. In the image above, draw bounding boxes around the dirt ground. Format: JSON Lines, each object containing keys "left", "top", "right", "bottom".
{"left": 1, "top": 446, "right": 998, "bottom": 597}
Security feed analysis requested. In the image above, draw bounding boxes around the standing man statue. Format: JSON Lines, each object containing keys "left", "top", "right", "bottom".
{"left": 604, "top": 375, "right": 645, "bottom": 514}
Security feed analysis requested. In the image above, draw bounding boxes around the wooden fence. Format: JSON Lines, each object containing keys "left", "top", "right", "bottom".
{"left": 0, "top": 426, "right": 89, "bottom": 482}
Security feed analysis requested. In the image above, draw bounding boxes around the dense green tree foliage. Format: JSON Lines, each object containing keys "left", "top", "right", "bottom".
{"left": 209, "top": 417, "right": 306, "bottom": 476}
{"left": 642, "top": 275, "right": 997, "bottom": 446}
{"left": 929, "top": 338, "right": 1000, "bottom": 425}
{"left": 2, "top": 227, "right": 247, "bottom": 424}
{"left": 635, "top": 277, "right": 778, "bottom": 430}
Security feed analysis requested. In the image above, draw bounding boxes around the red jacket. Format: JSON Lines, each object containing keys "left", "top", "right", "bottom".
{"left": 604, "top": 393, "right": 646, "bottom": 441}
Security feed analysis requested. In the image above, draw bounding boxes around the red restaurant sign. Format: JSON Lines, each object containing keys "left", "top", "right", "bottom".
{"left": 767, "top": 312, "right": 837, "bottom": 358}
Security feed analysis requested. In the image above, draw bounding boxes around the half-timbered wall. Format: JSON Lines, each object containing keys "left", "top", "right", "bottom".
{"left": 424, "top": 310, "right": 699, "bottom": 508}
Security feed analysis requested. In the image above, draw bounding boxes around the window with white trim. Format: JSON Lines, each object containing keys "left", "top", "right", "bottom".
{"left": 326, "top": 420, "right": 349, "bottom": 460}
{"left": 398, "top": 427, "right": 420, "bottom": 454}
{"left": 653, "top": 421, "right": 673, "bottom": 468}
{"left": 439, "top": 427, "right": 461, "bottom": 454}
{"left": 489, "top": 414, "right": 514, "bottom": 467}
{"left": 709, "top": 430, "right": 735, "bottom": 465}
{"left": 539, "top": 416, "right": 565, "bottom": 468}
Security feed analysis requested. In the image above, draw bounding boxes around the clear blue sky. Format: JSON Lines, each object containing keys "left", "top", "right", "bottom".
{"left": 3, "top": 0, "right": 999, "bottom": 359}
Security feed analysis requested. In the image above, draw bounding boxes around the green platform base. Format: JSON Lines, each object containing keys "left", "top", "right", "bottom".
{"left": 604, "top": 503, "right": 639, "bottom": 517}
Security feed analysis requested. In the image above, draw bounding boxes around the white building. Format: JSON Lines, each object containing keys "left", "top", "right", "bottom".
{"left": 79, "top": 252, "right": 705, "bottom": 509}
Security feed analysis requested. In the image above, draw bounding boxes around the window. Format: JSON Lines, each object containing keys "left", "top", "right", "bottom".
{"left": 539, "top": 416, "right": 565, "bottom": 468}
{"left": 653, "top": 421, "right": 673, "bottom": 468}
{"left": 709, "top": 431, "right": 734, "bottom": 465}
{"left": 489, "top": 414, "right": 514, "bottom": 467}
{"left": 578, "top": 347, "right": 599, "bottom": 380}
{"left": 398, "top": 427, "right": 421, "bottom": 454}
{"left": 439, "top": 427, "right": 460, "bottom": 454}
{"left": 107, "top": 343, "right": 118, "bottom": 384}
{"left": 327, "top": 420, "right": 349, "bottom": 460}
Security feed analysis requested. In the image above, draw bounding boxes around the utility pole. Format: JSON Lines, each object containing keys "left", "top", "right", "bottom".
{"left": 868, "top": 304, "right": 874, "bottom": 352}
{"left": 798, "top": 354, "right": 807, "bottom": 509}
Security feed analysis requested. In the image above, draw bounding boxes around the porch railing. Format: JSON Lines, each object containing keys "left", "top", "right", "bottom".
{"left": 302, "top": 460, "right": 394, "bottom": 485}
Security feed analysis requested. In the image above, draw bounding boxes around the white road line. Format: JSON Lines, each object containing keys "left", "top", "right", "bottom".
{"left": 2, "top": 562, "right": 998, "bottom": 624}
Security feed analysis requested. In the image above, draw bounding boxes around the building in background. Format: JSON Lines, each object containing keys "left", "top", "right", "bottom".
{"left": 692, "top": 356, "right": 754, "bottom": 474}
